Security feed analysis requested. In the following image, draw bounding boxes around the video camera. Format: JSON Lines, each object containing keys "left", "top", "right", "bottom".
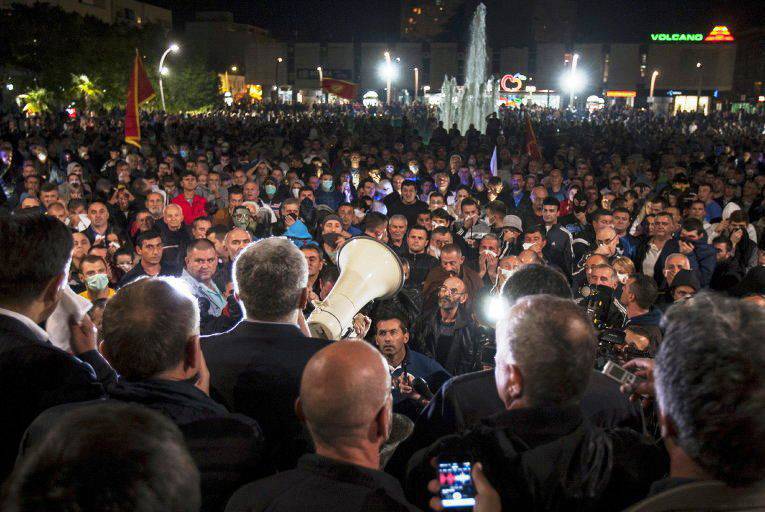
{"left": 579, "top": 284, "right": 647, "bottom": 368}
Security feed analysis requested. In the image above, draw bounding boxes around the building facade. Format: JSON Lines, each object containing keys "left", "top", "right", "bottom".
{"left": 0, "top": 0, "right": 171, "bottom": 27}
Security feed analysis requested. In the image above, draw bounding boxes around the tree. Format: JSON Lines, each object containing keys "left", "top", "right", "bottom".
{"left": 71, "top": 74, "right": 104, "bottom": 111}
{"left": 156, "top": 54, "right": 219, "bottom": 113}
{"left": 15, "top": 88, "right": 53, "bottom": 116}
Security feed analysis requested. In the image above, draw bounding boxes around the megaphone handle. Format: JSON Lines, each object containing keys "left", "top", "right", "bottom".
{"left": 339, "top": 326, "right": 355, "bottom": 339}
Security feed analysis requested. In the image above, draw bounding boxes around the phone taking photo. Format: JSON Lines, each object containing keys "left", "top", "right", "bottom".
{"left": 438, "top": 460, "right": 476, "bottom": 509}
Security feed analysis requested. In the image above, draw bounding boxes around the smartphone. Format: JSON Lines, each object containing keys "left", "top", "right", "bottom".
{"left": 602, "top": 360, "right": 638, "bottom": 386}
{"left": 438, "top": 460, "right": 476, "bottom": 509}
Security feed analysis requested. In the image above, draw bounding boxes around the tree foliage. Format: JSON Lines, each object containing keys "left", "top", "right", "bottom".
{"left": 0, "top": 4, "right": 219, "bottom": 112}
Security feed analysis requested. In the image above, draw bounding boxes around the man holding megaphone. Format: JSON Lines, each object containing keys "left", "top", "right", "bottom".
{"left": 202, "top": 237, "right": 329, "bottom": 472}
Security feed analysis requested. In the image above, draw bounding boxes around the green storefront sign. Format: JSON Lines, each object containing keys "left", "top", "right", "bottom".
{"left": 650, "top": 33, "right": 704, "bottom": 42}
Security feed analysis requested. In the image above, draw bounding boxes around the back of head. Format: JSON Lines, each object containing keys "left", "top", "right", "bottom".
{"left": 496, "top": 295, "right": 596, "bottom": 406}
{"left": 656, "top": 293, "right": 765, "bottom": 486}
{"left": 235, "top": 237, "right": 308, "bottom": 321}
{"left": 299, "top": 341, "right": 391, "bottom": 447}
{"left": 0, "top": 213, "right": 73, "bottom": 305}
{"left": 101, "top": 277, "right": 199, "bottom": 380}
{"left": 4, "top": 402, "right": 200, "bottom": 512}
{"left": 501, "top": 264, "right": 571, "bottom": 306}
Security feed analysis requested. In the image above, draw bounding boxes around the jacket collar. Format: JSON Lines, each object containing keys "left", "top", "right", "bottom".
{"left": 0, "top": 308, "right": 48, "bottom": 343}
{"left": 235, "top": 319, "right": 304, "bottom": 338}
{"left": 482, "top": 403, "right": 584, "bottom": 446}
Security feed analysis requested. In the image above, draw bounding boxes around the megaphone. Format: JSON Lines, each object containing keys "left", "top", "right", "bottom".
{"left": 308, "top": 236, "right": 404, "bottom": 339}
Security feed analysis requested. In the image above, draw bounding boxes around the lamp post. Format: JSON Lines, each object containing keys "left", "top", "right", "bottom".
{"left": 317, "top": 66, "right": 323, "bottom": 102}
{"left": 384, "top": 51, "right": 392, "bottom": 105}
{"left": 649, "top": 70, "right": 659, "bottom": 100}
{"left": 414, "top": 67, "right": 419, "bottom": 103}
{"left": 158, "top": 43, "right": 179, "bottom": 111}
{"left": 695, "top": 61, "right": 703, "bottom": 113}
{"left": 274, "top": 57, "right": 283, "bottom": 103}
{"left": 569, "top": 53, "right": 579, "bottom": 108}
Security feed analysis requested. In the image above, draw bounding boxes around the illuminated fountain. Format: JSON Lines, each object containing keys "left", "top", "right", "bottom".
{"left": 438, "top": 3, "right": 499, "bottom": 134}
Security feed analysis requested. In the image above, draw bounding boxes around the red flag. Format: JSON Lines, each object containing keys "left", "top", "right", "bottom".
{"left": 125, "top": 51, "right": 156, "bottom": 148}
{"left": 524, "top": 112, "right": 542, "bottom": 161}
{"left": 321, "top": 78, "right": 358, "bottom": 101}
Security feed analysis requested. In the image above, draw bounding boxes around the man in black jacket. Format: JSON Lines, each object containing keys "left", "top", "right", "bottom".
{"left": 225, "top": 340, "right": 418, "bottom": 512}
{"left": 20, "top": 276, "right": 263, "bottom": 511}
{"left": 405, "top": 295, "right": 666, "bottom": 511}
{"left": 387, "top": 265, "right": 642, "bottom": 480}
{"left": 0, "top": 213, "right": 116, "bottom": 480}
{"left": 412, "top": 276, "right": 481, "bottom": 376}
{"left": 203, "top": 237, "right": 329, "bottom": 471}
{"left": 541, "top": 197, "right": 574, "bottom": 275}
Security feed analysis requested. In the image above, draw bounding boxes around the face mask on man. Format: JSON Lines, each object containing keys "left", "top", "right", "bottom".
{"left": 264, "top": 184, "right": 277, "bottom": 196}
{"left": 321, "top": 180, "right": 333, "bottom": 192}
{"left": 85, "top": 273, "right": 109, "bottom": 292}
{"left": 291, "top": 188, "right": 300, "bottom": 198}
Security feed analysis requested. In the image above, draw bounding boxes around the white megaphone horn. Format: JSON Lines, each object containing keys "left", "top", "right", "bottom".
{"left": 307, "top": 236, "right": 404, "bottom": 340}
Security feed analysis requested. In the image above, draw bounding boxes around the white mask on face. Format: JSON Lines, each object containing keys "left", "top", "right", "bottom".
{"left": 500, "top": 268, "right": 513, "bottom": 277}
{"left": 522, "top": 242, "right": 535, "bottom": 251}
{"left": 617, "top": 272, "right": 629, "bottom": 284}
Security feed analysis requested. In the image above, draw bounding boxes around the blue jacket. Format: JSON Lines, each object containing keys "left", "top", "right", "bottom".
{"left": 684, "top": 240, "right": 717, "bottom": 288}
{"left": 390, "top": 348, "right": 451, "bottom": 406}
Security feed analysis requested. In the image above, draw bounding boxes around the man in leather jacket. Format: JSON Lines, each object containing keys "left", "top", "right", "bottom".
{"left": 411, "top": 276, "right": 481, "bottom": 376}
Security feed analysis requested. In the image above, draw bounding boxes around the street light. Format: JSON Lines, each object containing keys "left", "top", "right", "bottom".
{"left": 274, "top": 57, "right": 283, "bottom": 102}
{"left": 569, "top": 53, "right": 580, "bottom": 108}
{"left": 379, "top": 51, "right": 398, "bottom": 105}
{"left": 231, "top": 65, "right": 238, "bottom": 72}
{"left": 649, "top": 70, "right": 659, "bottom": 100}
{"left": 696, "top": 61, "right": 703, "bottom": 113}
{"left": 414, "top": 67, "right": 419, "bottom": 103}
{"left": 317, "top": 66, "right": 323, "bottom": 103}
{"left": 158, "top": 43, "right": 180, "bottom": 111}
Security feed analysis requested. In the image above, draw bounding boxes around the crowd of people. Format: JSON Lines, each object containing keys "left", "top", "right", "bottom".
{"left": 0, "top": 103, "right": 764, "bottom": 511}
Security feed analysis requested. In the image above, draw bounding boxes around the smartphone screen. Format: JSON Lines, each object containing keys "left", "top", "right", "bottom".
{"left": 438, "top": 461, "right": 476, "bottom": 508}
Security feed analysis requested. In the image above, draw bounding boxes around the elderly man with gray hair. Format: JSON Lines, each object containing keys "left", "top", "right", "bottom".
{"left": 622, "top": 294, "right": 765, "bottom": 511}
{"left": 203, "top": 237, "right": 329, "bottom": 472}
{"left": 405, "top": 294, "right": 665, "bottom": 510}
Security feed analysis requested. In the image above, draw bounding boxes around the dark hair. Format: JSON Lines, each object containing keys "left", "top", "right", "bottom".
{"left": 460, "top": 198, "right": 478, "bottom": 210}
{"left": 185, "top": 238, "right": 215, "bottom": 257}
{"left": 363, "top": 212, "right": 388, "bottom": 233}
{"left": 0, "top": 213, "right": 73, "bottom": 304}
{"left": 135, "top": 228, "right": 162, "bottom": 247}
{"left": 485, "top": 200, "right": 507, "bottom": 216}
{"left": 40, "top": 182, "right": 58, "bottom": 193}
{"left": 681, "top": 218, "right": 704, "bottom": 236}
{"left": 440, "top": 243, "right": 462, "bottom": 257}
{"left": 227, "top": 185, "right": 244, "bottom": 197}
{"left": 407, "top": 225, "right": 430, "bottom": 240}
{"left": 657, "top": 294, "right": 765, "bottom": 486}
{"left": 4, "top": 403, "right": 200, "bottom": 512}
{"left": 542, "top": 197, "right": 560, "bottom": 208}
{"left": 523, "top": 224, "right": 546, "bottom": 238}
{"left": 712, "top": 235, "right": 732, "bottom": 251}
{"left": 400, "top": 180, "right": 418, "bottom": 192}
{"left": 729, "top": 210, "right": 749, "bottom": 224}
{"left": 591, "top": 209, "right": 613, "bottom": 222}
{"left": 102, "top": 277, "right": 199, "bottom": 380}
{"left": 318, "top": 264, "right": 340, "bottom": 285}
{"left": 192, "top": 216, "right": 212, "bottom": 227}
{"left": 627, "top": 273, "right": 658, "bottom": 309}
{"left": 501, "top": 264, "right": 571, "bottom": 305}
{"left": 374, "top": 308, "right": 409, "bottom": 333}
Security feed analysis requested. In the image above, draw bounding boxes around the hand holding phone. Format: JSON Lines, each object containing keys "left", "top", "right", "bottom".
{"left": 438, "top": 460, "right": 476, "bottom": 508}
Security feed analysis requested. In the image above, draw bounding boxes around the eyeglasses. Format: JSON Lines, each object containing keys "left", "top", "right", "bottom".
{"left": 438, "top": 286, "right": 465, "bottom": 296}
{"left": 597, "top": 236, "right": 617, "bottom": 246}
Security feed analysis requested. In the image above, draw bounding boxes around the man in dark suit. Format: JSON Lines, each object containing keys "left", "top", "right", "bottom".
{"left": 0, "top": 213, "right": 116, "bottom": 480}
{"left": 203, "top": 237, "right": 329, "bottom": 471}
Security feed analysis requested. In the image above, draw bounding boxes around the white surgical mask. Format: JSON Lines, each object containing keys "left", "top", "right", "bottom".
{"left": 500, "top": 268, "right": 513, "bottom": 277}
{"left": 617, "top": 272, "right": 629, "bottom": 284}
{"left": 85, "top": 273, "right": 109, "bottom": 292}
{"left": 522, "top": 242, "right": 535, "bottom": 251}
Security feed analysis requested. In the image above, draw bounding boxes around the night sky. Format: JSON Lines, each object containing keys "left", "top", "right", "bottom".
{"left": 155, "top": 0, "right": 765, "bottom": 43}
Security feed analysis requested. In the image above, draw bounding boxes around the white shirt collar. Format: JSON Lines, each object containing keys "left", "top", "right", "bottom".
{"left": 0, "top": 307, "right": 49, "bottom": 342}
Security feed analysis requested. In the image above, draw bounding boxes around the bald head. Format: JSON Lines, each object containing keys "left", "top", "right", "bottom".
{"left": 299, "top": 341, "right": 391, "bottom": 447}
{"left": 518, "top": 249, "right": 541, "bottom": 265}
